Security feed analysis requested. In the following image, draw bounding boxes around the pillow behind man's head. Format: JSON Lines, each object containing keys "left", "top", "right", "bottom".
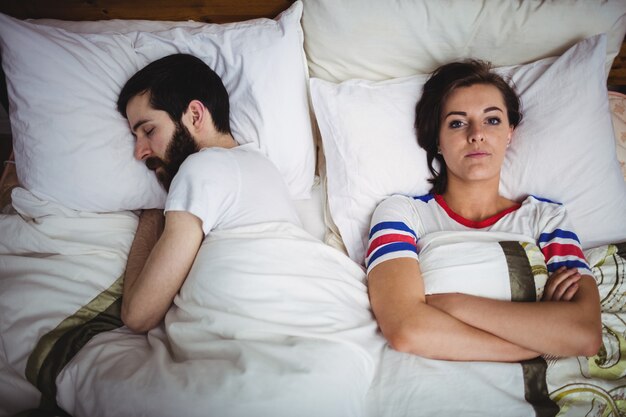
{"left": 0, "top": 0, "right": 315, "bottom": 212}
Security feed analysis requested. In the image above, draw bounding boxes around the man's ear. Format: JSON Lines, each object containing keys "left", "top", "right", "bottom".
{"left": 183, "top": 100, "right": 211, "bottom": 133}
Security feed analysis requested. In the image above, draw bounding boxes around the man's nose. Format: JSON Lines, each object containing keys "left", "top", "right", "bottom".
{"left": 134, "top": 137, "right": 152, "bottom": 161}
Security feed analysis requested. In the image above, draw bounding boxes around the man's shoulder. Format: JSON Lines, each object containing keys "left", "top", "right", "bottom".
{"left": 189, "top": 143, "right": 266, "bottom": 163}
{"left": 173, "top": 148, "right": 240, "bottom": 186}
{"left": 181, "top": 146, "right": 238, "bottom": 167}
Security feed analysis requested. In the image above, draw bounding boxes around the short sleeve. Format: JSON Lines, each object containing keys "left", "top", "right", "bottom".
{"left": 534, "top": 200, "right": 592, "bottom": 276}
{"left": 366, "top": 195, "right": 420, "bottom": 273}
{"left": 165, "top": 149, "right": 239, "bottom": 235}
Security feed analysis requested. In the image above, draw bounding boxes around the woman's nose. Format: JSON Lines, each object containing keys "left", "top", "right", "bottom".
{"left": 468, "top": 125, "right": 485, "bottom": 143}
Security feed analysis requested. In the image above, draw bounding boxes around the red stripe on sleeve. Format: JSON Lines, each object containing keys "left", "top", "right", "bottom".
{"left": 540, "top": 242, "right": 586, "bottom": 262}
{"left": 366, "top": 233, "right": 416, "bottom": 257}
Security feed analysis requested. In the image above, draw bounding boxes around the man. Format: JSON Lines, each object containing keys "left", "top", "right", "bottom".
{"left": 117, "top": 53, "right": 301, "bottom": 332}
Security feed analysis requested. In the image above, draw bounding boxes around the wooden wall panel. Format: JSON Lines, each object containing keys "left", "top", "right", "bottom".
{"left": 0, "top": 0, "right": 294, "bottom": 23}
{"left": 609, "top": 39, "right": 626, "bottom": 87}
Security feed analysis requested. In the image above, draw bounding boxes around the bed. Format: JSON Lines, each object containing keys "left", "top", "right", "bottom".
{"left": 0, "top": 1, "right": 625, "bottom": 416}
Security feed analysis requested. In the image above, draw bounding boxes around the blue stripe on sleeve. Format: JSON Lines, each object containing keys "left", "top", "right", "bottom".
{"left": 547, "top": 260, "right": 590, "bottom": 273}
{"left": 413, "top": 194, "right": 434, "bottom": 203}
{"left": 367, "top": 241, "right": 418, "bottom": 267}
{"left": 369, "top": 221, "right": 417, "bottom": 240}
{"left": 538, "top": 229, "right": 581, "bottom": 245}
{"left": 530, "top": 195, "right": 562, "bottom": 205}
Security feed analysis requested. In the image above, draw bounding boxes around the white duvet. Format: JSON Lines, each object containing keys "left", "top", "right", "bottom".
{"left": 0, "top": 188, "right": 138, "bottom": 416}
{"left": 60, "top": 223, "right": 382, "bottom": 417}
{"left": 0, "top": 188, "right": 383, "bottom": 417}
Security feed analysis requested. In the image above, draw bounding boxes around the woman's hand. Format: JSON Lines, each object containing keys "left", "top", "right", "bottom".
{"left": 542, "top": 267, "right": 582, "bottom": 302}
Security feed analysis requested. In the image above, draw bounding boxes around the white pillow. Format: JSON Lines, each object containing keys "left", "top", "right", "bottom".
{"left": 0, "top": 1, "right": 314, "bottom": 212}
{"left": 311, "top": 34, "right": 626, "bottom": 264}
{"left": 302, "top": 0, "right": 626, "bottom": 82}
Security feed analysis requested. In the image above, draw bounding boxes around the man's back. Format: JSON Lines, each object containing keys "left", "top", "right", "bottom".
{"left": 166, "top": 142, "right": 301, "bottom": 236}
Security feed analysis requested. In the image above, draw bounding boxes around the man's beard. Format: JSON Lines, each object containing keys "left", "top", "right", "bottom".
{"left": 145, "top": 122, "right": 200, "bottom": 191}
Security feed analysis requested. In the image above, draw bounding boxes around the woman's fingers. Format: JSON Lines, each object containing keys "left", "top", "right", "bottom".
{"left": 550, "top": 274, "right": 581, "bottom": 301}
{"left": 560, "top": 281, "right": 580, "bottom": 301}
{"left": 542, "top": 267, "right": 581, "bottom": 301}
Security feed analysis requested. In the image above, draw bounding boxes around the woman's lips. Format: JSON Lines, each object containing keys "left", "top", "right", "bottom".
{"left": 465, "top": 151, "right": 490, "bottom": 158}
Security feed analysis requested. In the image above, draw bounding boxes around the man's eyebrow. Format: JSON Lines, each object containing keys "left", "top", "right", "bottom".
{"left": 132, "top": 119, "right": 149, "bottom": 133}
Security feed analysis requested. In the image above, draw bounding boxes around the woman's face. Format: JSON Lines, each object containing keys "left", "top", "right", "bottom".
{"left": 438, "top": 83, "right": 514, "bottom": 188}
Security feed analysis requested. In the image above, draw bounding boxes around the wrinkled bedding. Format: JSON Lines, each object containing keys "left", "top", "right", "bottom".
{"left": 1, "top": 189, "right": 624, "bottom": 417}
{"left": 58, "top": 222, "right": 383, "bottom": 417}
{"left": 0, "top": 189, "right": 383, "bottom": 417}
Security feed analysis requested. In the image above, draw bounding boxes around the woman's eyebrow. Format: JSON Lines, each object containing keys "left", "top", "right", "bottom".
{"left": 444, "top": 106, "right": 504, "bottom": 119}
{"left": 444, "top": 111, "right": 466, "bottom": 118}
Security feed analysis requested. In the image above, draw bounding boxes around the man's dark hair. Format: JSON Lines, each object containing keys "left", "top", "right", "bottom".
{"left": 414, "top": 59, "right": 522, "bottom": 195}
{"left": 117, "top": 54, "right": 231, "bottom": 134}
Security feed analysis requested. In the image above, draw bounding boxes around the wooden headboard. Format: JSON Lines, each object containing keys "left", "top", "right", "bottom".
{"left": 0, "top": 1, "right": 295, "bottom": 23}
{"left": 611, "top": 41, "right": 626, "bottom": 87}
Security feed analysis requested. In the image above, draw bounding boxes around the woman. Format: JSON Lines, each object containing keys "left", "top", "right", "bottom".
{"left": 366, "top": 60, "right": 601, "bottom": 361}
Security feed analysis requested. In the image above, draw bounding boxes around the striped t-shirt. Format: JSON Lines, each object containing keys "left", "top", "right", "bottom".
{"left": 366, "top": 194, "right": 591, "bottom": 276}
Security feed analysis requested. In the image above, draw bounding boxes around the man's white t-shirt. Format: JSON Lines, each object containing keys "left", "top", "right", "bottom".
{"left": 164, "top": 143, "right": 301, "bottom": 235}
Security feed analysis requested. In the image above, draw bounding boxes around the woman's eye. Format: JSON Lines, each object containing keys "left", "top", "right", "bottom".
{"left": 487, "top": 117, "right": 501, "bottom": 125}
{"left": 449, "top": 120, "right": 464, "bottom": 129}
